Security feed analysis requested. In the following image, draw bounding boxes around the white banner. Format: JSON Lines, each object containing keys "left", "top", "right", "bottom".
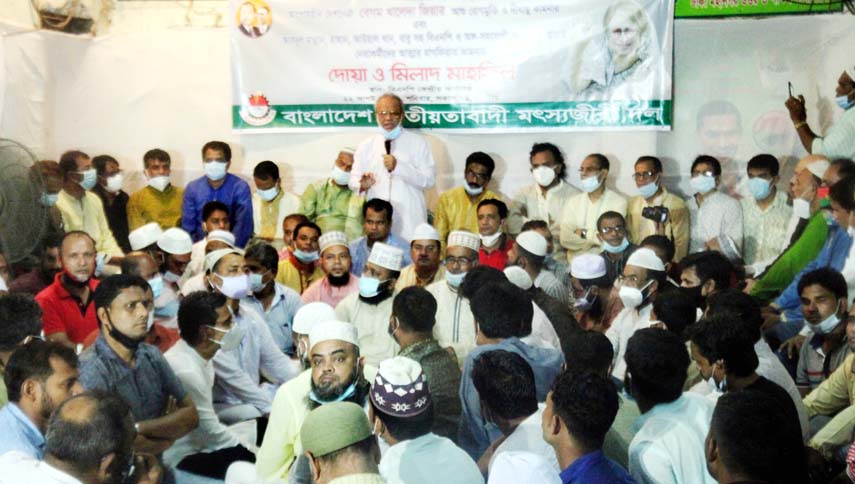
{"left": 230, "top": 0, "right": 673, "bottom": 132}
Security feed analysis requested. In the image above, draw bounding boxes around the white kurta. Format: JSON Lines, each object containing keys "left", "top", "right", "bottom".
{"left": 335, "top": 293, "right": 399, "bottom": 367}
{"left": 607, "top": 303, "right": 654, "bottom": 381}
{"left": 350, "top": 130, "right": 436, "bottom": 242}
{"left": 427, "top": 280, "right": 476, "bottom": 366}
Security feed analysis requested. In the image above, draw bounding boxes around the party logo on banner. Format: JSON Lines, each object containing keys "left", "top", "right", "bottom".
{"left": 230, "top": 0, "right": 674, "bottom": 132}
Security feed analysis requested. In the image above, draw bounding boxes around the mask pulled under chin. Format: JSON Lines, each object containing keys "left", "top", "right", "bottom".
{"left": 309, "top": 379, "right": 358, "bottom": 405}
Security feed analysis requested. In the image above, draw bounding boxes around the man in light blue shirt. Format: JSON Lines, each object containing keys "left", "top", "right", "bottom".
{"left": 624, "top": 328, "right": 715, "bottom": 484}
{"left": 244, "top": 242, "right": 302, "bottom": 355}
{"left": 349, "top": 198, "right": 411, "bottom": 276}
{"left": 0, "top": 340, "right": 82, "bottom": 458}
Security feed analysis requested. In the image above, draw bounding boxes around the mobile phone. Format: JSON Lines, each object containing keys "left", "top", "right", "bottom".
{"left": 788, "top": 81, "right": 793, "bottom": 98}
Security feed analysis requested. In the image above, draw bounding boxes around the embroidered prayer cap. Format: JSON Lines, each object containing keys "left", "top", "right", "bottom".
{"left": 319, "top": 231, "right": 348, "bottom": 254}
{"left": 205, "top": 248, "right": 244, "bottom": 273}
{"left": 626, "top": 248, "right": 665, "bottom": 272}
{"left": 128, "top": 222, "right": 163, "bottom": 251}
{"left": 447, "top": 230, "right": 480, "bottom": 252}
{"left": 157, "top": 228, "right": 193, "bottom": 255}
{"left": 293, "top": 302, "right": 337, "bottom": 335}
{"left": 300, "top": 402, "right": 372, "bottom": 457}
{"left": 369, "top": 356, "right": 432, "bottom": 418}
{"left": 206, "top": 230, "right": 236, "bottom": 248}
{"left": 411, "top": 223, "right": 440, "bottom": 242}
{"left": 571, "top": 254, "right": 607, "bottom": 280}
{"left": 504, "top": 266, "right": 532, "bottom": 290}
{"left": 515, "top": 231, "right": 548, "bottom": 257}
{"left": 806, "top": 159, "right": 830, "bottom": 179}
{"left": 309, "top": 320, "right": 359, "bottom": 350}
{"left": 367, "top": 242, "right": 404, "bottom": 272}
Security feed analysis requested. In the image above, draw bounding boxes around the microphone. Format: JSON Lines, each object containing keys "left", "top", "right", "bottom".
{"left": 384, "top": 140, "right": 392, "bottom": 171}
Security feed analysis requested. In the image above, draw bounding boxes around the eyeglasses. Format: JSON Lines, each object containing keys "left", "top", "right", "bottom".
{"left": 599, "top": 225, "right": 626, "bottom": 235}
{"left": 465, "top": 169, "right": 490, "bottom": 182}
{"left": 444, "top": 256, "right": 475, "bottom": 267}
{"left": 375, "top": 111, "right": 403, "bottom": 118}
{"left": 632, "top": 171, "right": 657, "bottom": 181}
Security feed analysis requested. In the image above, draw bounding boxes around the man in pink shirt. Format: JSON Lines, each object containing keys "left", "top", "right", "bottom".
{"left": 302, "top": 231, "right": 359, "bottom": 308}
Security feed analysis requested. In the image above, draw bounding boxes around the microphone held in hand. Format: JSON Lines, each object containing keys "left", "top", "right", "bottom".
{"left": 384, "top": 140, "right": 392, "bottom": 172}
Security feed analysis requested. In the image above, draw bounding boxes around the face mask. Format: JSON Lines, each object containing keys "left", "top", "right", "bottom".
{"left": 464, "top": 184, "right": 484, "bottom": 196}
{"left": 793, "top": 197, "right": 812, "bottom": 219}
{"left": 359, "top": 277, "right": 385, "bottom": 298}
{"left": 748, "top": 177, "right": 772, "bottom": 200}
{"left": 154, "top": 300, "right": 180, "bottom": 318}
{"left": 824, "top": 210, "right": 836, "bottom": 226}
{"left": 331, "top": 165, "right": 351, "bottom": 186}
{"left": 808, "top": 300, "right": 843, "bottom": 335}
{"left": 208, "top": 325, "right": 245, "bottom": 352}
{"left": 618, "top": 280, "right": 652, "bottom": 309}
{"left": 681, "top": 284, "right": 706, "bottom": 309}
{"left": 637, "top": 179, "right": 659, "bottom": 199}
{"left": 480, "top": 231, "right": 502, "bottom": 247}
{"left": 204, "top": 160, "right": 228, "bottom": 181}
{"left": 146, "top": 311, "right": 155, "bottom": 331}
{"left": 163, "top": 270, "right": 182, "bottom": 283}
{"left": 836, "top": 90, "right": 855, "bottom": 110}
{"left": 445, "top": 271, "right": 466, "bottom": 288}
{"left": 40, "top": 192, "right": 58, "bottom": 207}
{"left": 214, "top": 274, "right": 249, "bottom": 299}
{"left": 690, "top": 174, "right": 716, "bottom": 195}
{"left": 148, "top": 276, "right": 164, "bottom": 300}
{"left": 381, "top": 124, "right": 403, "bottom": 140}
{"left": 147, "top": 175, "right": 170, "bottom": 192}
{"left": 78, "top": 169, "right": 97, "bottom": 190}
{"left": 105, "top": 311, "right": 145, "bottom": 351}
{"left": 579, "top": 173, "right": 602, "bottom": 193}
{"left": 294, "top": 249, "right": 320, "bottom": 264}
{"left": 574, "top": 288, "right": 597, "bottom": 312}
{"left": 105, "top": 173, "right": 123, "bottom": 193}
{"left": 309, "top": 379, "right": 358, "bottom": 404}
{"left": 257, "top": 186, "right": 279, "bottom": 202}
{"left": 249, "top": 272, "right": 269, "bottom": 293}
{"left": 531, "top": 166, "right": 556, "bottom": 187}
{"left": 602, "top": 237, "right": 630, "bottom": 254}
{"left": 65, "top": 267, "right": 90, "bottom": 284}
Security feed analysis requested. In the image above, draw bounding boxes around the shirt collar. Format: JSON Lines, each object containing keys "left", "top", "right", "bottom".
{"left": 631, "top": 394, "right": 686, "bottom": 433}
{"left": 95, "top": 333, "right": 142, "bottom": 366}
{"left": 560, "top": 450, "right": 607, "bottom": 482}
{"left": 53, "top": 273, "right": 98, "bottom": 300}
{"left": 6, "top": 403, "right": 45, "bottom": 450}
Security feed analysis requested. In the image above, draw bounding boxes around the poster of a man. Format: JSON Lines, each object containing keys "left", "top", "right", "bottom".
{"left": 236, "top": 1, "right": 272, "bottom": 38}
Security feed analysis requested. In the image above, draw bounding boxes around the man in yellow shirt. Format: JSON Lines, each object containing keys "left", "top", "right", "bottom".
{"left": 127, "top": 149, "right": 184, "bottom": 231}
{"left": 276, "top": 221, "right": 324, "bottom": 294}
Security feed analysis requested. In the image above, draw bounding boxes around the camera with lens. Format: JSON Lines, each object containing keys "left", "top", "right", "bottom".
{"left": 642, "top": 206, "right": 669, "bottom": 223}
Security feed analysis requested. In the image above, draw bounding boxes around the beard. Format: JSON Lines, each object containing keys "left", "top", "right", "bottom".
{"left": 328, "top": 272, "right": 351, "bottom": 287}
{"left": 311, "top": 371, "right": 356, "bottom": 401}
{"left": 358, "top": 284, "right": 394, "bottom": 305}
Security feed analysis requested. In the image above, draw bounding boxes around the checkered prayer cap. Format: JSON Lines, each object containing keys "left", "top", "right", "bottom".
{"left": 370, "top": 356, "right": 432, "bottom": 417}
{"left": 447, "top": 230, "right": 480, "bottom": 252}
{"left": 319, "top": 231, "right": 348, "bottom": 254}
{"left": 367, "top": 242, "right": 404, "bottom": 271}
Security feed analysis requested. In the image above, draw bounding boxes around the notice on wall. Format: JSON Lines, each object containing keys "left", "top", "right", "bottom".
{"left": 675, "top": 0, "right": 842, "bottom": 18}
{"left": 230, "top": 0, "right": 674, "bottom": 132}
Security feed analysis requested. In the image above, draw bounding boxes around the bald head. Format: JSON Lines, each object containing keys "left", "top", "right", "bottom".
{"left": 121, "top": 251, "right": 159, "bottom": 280}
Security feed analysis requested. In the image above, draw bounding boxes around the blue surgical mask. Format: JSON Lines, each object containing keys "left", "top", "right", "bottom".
{"left": 309, "top": 380, "right": 357, "bottom": 404}
{"left": 690, "top": 174, "right": 716, "bottom": 195}
{"left": 40, "top": 192, "right": 58, "bottom": 207}
{"left": 204, "top": 160, "right": 228, "bottom": 181}
{"left": 836, "top": 91, "right": 855, "bottom": 110}
{"left": 148, "top": 276, "right": 164, "bottom": 300}
{"left": 248, "top": 272, "right": 268, "bottom": 293}
{"left": 359, "top": 277, "right": 387, "bottom": 298}
{"left": 294, "top": 249, "right": 320, "bottom": 264}
{"left": 603, "top": 237, "right": 630, "bottom": 254}
{"left": 445, "top": 271, "right": 467, "bottom": 288}
{"left": 155, "top": 300, "right": 180, "bottom": 318}
{"left": 579, "top": 174, "right": 602, "bottom": 193}
{"left": 257, "top": 186, "right": 279, "bottom": 202}
{"left": 382, "top": 124, "right": 402, "bottom": 140}
{"left": 747, "top": 177, "right": 772, "bottom": 201}
{"left": 637, "top": 179, "right": 659, "bottom": 199}
{"left": 809, "top": 300, "right": 843, "bottom": 335}
{"left": 78, "top": 169, "right": 97, "bottom": 190}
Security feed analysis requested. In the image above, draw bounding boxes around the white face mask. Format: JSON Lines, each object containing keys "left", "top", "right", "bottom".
{"left": 793, "top": 198, "right": 812, "bottom": 219}
{"left": 146, "top": 311, "right": 155, "bottom": 331}
{"left": 808, "top": 300, "right": 843, "bottom": 335}
{"left": 213, "top": 274, "right": 249, "bottom": 299}
{"left": 579, "top": 173, "right": 602, "bottom": 193}
{"left": 204, "top": 160, "right": 228, "bottom": 181}
{"left": 147, "top": 175, "right": 170, "bottom": 192}
{"left": 480, "top": 231, "right": 502, "bottom": 247}
{"left": 618, "top": 280, "right": 652, "bottom": 309}
{"left": 105, "top": 173, "right": 124, "bottom": 193}
{"left": 331, "top": 165, "right": 351, "bottom": 186}
{"left": 208, "top": 325, "right": 244, "bottom": 352}
{"left": 531, "top": 166, "right": 556, "bottom": 187}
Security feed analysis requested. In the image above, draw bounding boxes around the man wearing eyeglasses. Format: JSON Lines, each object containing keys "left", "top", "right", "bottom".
{"left": 626, "top": 155, "right": 690, "bottom": 262}
{"left": 685, "top": 155, "right": 743, "bottom": 255}
{"left": 596, "top": 211, "right": 637, "bottom": 288}
{"left": 350, "top": 93, "right": 436, "bottom": 242}
{"left": 395, "top": 223, "right": 444, "bottom": 292}
{"left": 434, "top": 151, "right": 501, "bottom": 254}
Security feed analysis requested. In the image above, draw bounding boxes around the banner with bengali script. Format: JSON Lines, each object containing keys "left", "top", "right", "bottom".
{"left": 675, "top": 0, "right": 843, "bottom": 17}
{"left": 230, "top": 0, "right": 674, "bottom": 132}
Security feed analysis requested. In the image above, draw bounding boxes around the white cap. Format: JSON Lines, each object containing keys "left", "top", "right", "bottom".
{"left": 411, "top": 223, "right": 440, "bottom": 242}
{"left": 806, "top": 159, "right": 830, "bottom": 179}
{"left": 157, "top": 228, "right": 193, "bottom": 255}
{"left": 504, "top": 266, "right": 532, "bottom": 290}
{"left": 206, "top": 230, "right": 236, "bottom": 248}
{"left": 128, "top": 223, "right": 163, "bottom": 251}
{"left": 447, "top": 230, "right": 480, "bottom": 252}
{"left": 571, "top": 254, "right": 607, "bottom": 280}
{"left": 376, "top": 357, "right": 423, "bottom": 385}
{"left": 515, "top": 231, "right": 547, "bottom": 257}
{"left": 309, "top": 320, "right": 359, "bottom": 350}
{"left": 205, "top": 248, "right": 243, "bottom": 273}
{"left": 319, "top": 231, "right": 348, "bottom": 254}
{"left": 367, "top": 242, "right": 404, "bottom": 271}
{"left": 293, "top": 302, "right": 337, "bottom": 335}
{"left": 626, "top": 248, "right": 665, "bottom": 272}
{"left": 340, "top": 147, "right": 356, "bottom": 155}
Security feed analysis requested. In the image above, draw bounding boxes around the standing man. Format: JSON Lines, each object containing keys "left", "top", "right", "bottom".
{"left": 127, "top": 148, "right": 184, "bottom": 231}
{"left": 276, "top": 221, "right": 325, "bottom": 294}
{"left": 92, "top": 154, "right": 131, "bottom": 253}
{"left": 741, "top": 154, "right": 793, "bottom": 271}
{"left": 434, "top": 152, "right": 501, "bottom": 252}
{"left": 396, "top": 223, "right": 444, "bottom": 291}
{"left": 244, "top": 242, "right": 303, "bottom": 355}
{"left": 252, "top": 160, "right": 300, "bottom": 248}
{"left": 349, "top": 198, "right": 411, "bottom": 276}
{"left": 300, "top": 148, "right": 365, "bottom": 241}
{"left": 626, "top": 156, "right": 689, "bottom": 262}
{"left": 182, "top": 140, "right": 253, "bottom": 247}
{"left": 786, "top": 65, "right": 855, "bottom": 160}
{"left": 559, "top": 153, "right": 627, "bottom": 261}
{"left": 301, "top": 231, "right": 360, "bottom": 308}
{"left": 686, "top": 155, "right": 743, "bottom": 254}
{"left": 478, "top": 199, "right": 514, "bottom": 270}
{"left": 351, "top": 93, "right": 436, "bottom": 241}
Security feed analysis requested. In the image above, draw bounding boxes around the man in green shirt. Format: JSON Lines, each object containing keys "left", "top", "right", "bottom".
{"left": 300, "top": 148, "right": 364, "bottom": 241}
{"left": 0, "top": 294, "right": 45, "bottom": 407}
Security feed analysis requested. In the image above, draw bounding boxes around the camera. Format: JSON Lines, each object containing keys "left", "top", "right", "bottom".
{"left": 642, "top": 206, "right": 669, "bottom": 223}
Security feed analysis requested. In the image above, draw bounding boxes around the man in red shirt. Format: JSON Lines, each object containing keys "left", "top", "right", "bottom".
{"left": 35, "top": 231, "right": 100, "bottom": 349}
{"left": 477, "top": 199, "right": 514, "bottom": 270}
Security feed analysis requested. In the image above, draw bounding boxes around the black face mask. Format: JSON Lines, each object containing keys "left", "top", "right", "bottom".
{"left": 681, "top": 284, "right": 705, "bottom": 309}
{"left": 105, "top": 311, "right": 145, "bottom": 351}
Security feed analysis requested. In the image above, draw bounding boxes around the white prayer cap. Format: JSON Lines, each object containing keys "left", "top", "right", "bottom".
{"left": 205, "top": 248, "right": 243, "bottom": 273}
{"left": 309, "top": 320, "right": 359, "bottom": 350}
{"left": 128, "top": 223, "right": 163, "bottom": 251}
{"left": 515, "top": 231, "right": 547, "bottom": 257}
{"left": 340, "top": 147, "right": 355, "bottom": 155}
{"left": 367, "top": 242, "right": 404, "bottom": 271}
{"left": 411, "top": 223, "right": 440, "bottom": 242}
{"left": 626, "top": 248, "right": 665, "bottom": 272}
{"left": 447, "top": 230, "right": 479, "bottom": 252}
{"left": 157, "top": 228, "right": 193, "bottom": 255}
{"left": 571, "top": 254, "right": 607, "bottom": 280}
{"left": 504, "top": 266, "right": 532, "bottom": 290}
{"left": 206, "top": 230, "right": 236, "bottom": 248}
{"left": 319, "top": 231, "right": 348, "bottom": 254}
{"left": 806, "top": 159, "right": 830, "bottom": 179}
{"left": 293, "top": 302, "right": 337, "bottom": 335}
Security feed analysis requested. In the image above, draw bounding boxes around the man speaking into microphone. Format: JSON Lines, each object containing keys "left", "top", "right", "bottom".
{"left": 350, "top": 93, "right": 436, "bottom": 242}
